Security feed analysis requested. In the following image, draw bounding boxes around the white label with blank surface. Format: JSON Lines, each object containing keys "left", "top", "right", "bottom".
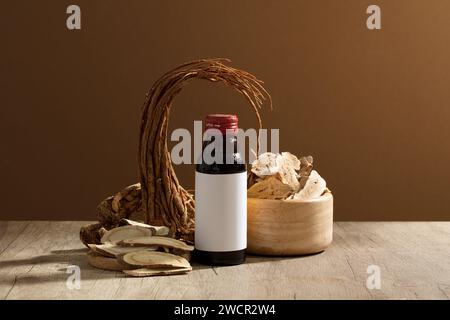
{"left": 195, "top": 171, "right": 247, "bottom": 252}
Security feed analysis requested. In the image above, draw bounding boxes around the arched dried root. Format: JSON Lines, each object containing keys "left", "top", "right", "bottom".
{"left": 139, "top": 58, "right": 272, "bottom": 238}
{"left": 80, "top": 58, "right": 271, "bottom": 244}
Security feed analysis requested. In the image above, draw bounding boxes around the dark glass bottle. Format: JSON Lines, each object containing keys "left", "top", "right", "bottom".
{"left": 194, "top": 114, "right": 247, "bottom": 265}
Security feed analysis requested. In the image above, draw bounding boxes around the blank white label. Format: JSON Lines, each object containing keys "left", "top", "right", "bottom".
{"left": 195, "top": 171, "right": 247, "bottom": 252}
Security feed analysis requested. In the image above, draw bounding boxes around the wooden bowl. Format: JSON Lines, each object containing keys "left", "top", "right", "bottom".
{"left": 247, "top": 193, "right": 333, "bottom": 256}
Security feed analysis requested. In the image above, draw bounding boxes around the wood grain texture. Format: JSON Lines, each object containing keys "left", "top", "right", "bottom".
{"left": 247, "top": 193, "right": 333, "bottom": 255}
{"left": 0, "top": 221, "right": 449, "bottom": 300}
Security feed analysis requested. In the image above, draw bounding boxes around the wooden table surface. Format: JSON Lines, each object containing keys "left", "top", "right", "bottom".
{"left": 0, "top": 221, "right": 449, "bottom": 300}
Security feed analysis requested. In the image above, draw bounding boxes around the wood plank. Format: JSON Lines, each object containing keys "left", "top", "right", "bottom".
{"left": 0, "top": 221, "right": 448, "bottom": 299}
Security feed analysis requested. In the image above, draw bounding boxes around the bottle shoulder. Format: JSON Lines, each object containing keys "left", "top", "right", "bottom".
{"left": 196, "top": 163, "right": 246, "bottom": 174}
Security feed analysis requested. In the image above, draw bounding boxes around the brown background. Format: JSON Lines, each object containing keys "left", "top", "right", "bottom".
{"left": 1, "top": 1, "right": 450, "bottom": 221}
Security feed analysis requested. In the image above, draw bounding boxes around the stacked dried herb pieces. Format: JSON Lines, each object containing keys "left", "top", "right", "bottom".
{"left": 247, "top": 152, "right": 330, "bottom": 200}
{"left": 84, "top": 219, "right": 193, "bottom": 277}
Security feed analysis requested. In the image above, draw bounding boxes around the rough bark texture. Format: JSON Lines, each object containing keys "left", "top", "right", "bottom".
{"left": 80, "top": 223, "right": 104, "bottom": 247}
{"left": 138, "top": 58, "right": 272, "bottom": 239}
{"left": 97, "top": 183, "right": 143, "bottom": 229}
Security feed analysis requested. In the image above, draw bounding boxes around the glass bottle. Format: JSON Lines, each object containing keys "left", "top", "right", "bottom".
{"left": 195, "top": 114, "right": 247, "bottom": 265}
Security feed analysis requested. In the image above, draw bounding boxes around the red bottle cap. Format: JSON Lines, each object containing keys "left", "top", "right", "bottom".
{"left": 205, "top": 114, "right": 238, "bottom": 134}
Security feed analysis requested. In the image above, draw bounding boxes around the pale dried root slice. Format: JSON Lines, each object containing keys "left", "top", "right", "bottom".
{"left": 118, "top": 219, "right": 170, "bottom": 236}
{"left": 96, "top": 183, "right": 143, "bottom": 229}
{"left": 101, "top": 225, "right": 154, "bottom": 244}
{"left": 174, "top": 252, "right": 192, "bottom": 262}
{"left": 88, "top": 243, "right": 157, "bottom": 258}
{"left": 251, "top": 152, "right": 280, "bottom": 177}
{"left": 160, "top": 246, "right": 191, "bottom": 261}
{"left": 111, "top": 183, "right": 141, "bottom": 213}
{"left": 247, "top": 172, "right": 259, "bottom": 189}
{"left": 299, "top": 155, "right": 314, "bottom": 189}
{"left": 123, "top": 267, "right": 192, "bottom": 277}
{"left": 277, "top": 152, "right": 300, "bottom": 192}
{"left": 281, "top": 152, "right": 300, "bottom": 171}
{"left": 118, "top": 251, "right": 191, "bottom": 269}
{"left": 87, "top": 252, "right": 134, "bottom": 271}
{"left": 291, "top": 170, "right": 327, "bottom": 200}
{"left": 251, "top": 152, "right": 301, "bottom": 192}
{"left": 88, "top": 244, "right": 115, "bottom": 258}
{"left": 247, "top": 175, "right": 293, "bottom": 200}
{"left": 118, "top": 236, "right": 194, "bottom": 252}
{"left": 171, "top": 248, "right": 192, "bottom": 262}
{"left": 99, "top": 227, "right": 108, "bottom": 238}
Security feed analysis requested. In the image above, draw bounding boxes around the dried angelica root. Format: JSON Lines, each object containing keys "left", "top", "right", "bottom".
{"left": 292, "top": 170, "right": 327, "bottom": 200}
{"left": 118, "top": 236, "right": 194, "bottom": 252}
{"left": 251, "top": 153, "right": 280, "bottom": 176}
{"left": 247, "top": 172, "right": 259, "bottom": 189}
{"left": 97, "top": 183, "right": 143, "bottom": 229}
{"left": 87, "top": 251, "right": 134, "bottom": 271}
{"left": 123, "top": 267, "right": 191, "bottom": 277}
{"left": 88, "top": 243, "right": 157, "bottom": 258}
{"left": 247, "top": 174, "right": 293, "bottom": 200}
{"left": 299, "top": 156, "right": 314, "bottom": 189}
{"left": 119, "top": 219, "right": 170, "bottom": 236}
{"left": 248, "top": 152, "right": 330, "bottom": 201}
{"left": 171, "top": 248, "right": 192, "bottom": 262}
{"left": 80, "top": 223, "right": 105, "bottom": 247}
{"left": 118, "top": 251, "right": 191, "bottom": 269}
{"left": 80, "top": 59, "right": 271, "bottom": 245}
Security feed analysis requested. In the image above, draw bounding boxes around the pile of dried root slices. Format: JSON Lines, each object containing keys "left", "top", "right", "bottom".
{"left": 85, "top": 219, "right": 194, "bottom": 277}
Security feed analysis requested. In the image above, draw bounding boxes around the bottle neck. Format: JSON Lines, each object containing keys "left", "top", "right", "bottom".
{"left": 197, "top": 133, "right": 245, "bottom": 172}
{"left": 197, "top": 114, "right": 245, "bottom": 172}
